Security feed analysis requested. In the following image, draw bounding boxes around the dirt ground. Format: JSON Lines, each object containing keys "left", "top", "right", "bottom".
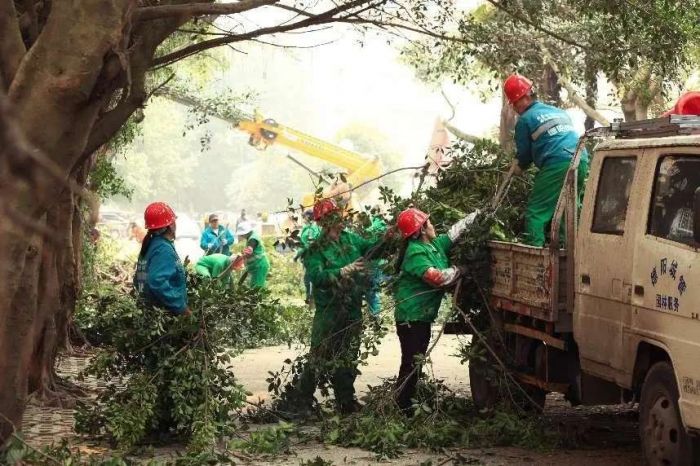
{"left": 22, "top": 329, "right": 643, "bottom": 464}
{"left": 231, "top": 331, "right": 642, "bottom": 465}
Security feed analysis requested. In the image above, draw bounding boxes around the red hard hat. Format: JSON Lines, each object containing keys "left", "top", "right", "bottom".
{"left": 144, "top": 202, "right": 176, "bottom": 230}
{"left": 503, "top": 74, "right": 533, "bottom": 104}
{"left": 397, "top": 208, "right": 429, "bottom": 239}
{"left": 313, "top": 198, "right": 339, "bottom": 221}
{"left": 663, "top": 91, "right": 700, "bottom": 116}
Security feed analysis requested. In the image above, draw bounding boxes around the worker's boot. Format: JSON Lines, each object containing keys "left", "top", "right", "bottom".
{"left": 338, "top": 398, "right": 362, "bottom": 415}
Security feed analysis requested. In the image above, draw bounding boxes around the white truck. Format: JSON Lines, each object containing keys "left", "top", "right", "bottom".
{"left": 471, "top": 116, "right": 700, "bottom": 465}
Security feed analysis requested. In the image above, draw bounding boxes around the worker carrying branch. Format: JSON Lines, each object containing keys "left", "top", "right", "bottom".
{"left": 283, "top": 198, "right": 389, "bottom": 415}
{"left": 504, "top": 74, "right": 590, "bottom": 246}
{"left": 237, "top": 221, "right": 270, "bottom": 289}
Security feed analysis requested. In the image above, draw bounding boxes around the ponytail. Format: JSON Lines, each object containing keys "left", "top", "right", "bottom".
{"left": 139, "top": 231, "right": 155, "bottom": 258}
{"left": 139, "top": 225, "right": 172, "bottom": 258}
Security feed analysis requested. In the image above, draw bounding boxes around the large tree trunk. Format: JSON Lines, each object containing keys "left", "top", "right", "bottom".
{"left": 0, "top": 1, "right": 135, "bottom": 441}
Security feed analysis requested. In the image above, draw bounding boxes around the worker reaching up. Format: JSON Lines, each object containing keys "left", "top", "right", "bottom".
{"left": 200, "top": 213, "right": 235, "bottom": 256}
{"left": 393, "top": 207, "right": 479, "bottom": 414}
{"left": 286, "top": 198, "right": 386, "bottom": 415}
{"left": 504, "top": 74, "right": 590, "bottom": 246}
{"left": 133, "top": 202, "right": 191, "bottom": 317}
{"left": 237, "top": 221, "right": 270, "bottom": 289}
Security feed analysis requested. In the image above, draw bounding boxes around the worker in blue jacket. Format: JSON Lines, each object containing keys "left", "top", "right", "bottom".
{"left": 134, "top": 202, "right": 191, "bottom": 316}
{"left": 504, "top": 74, "right": 590, "bottom": 247}
{"left": 200, "top": 213, "right": 235, "bottom": 256}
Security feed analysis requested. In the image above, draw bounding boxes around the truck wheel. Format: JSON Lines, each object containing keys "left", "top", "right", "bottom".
{"left": 469, "top": 357, "right": 500, "bottom": 410}
{"left": 640, "top": 362, "right": 695, "bottom": 466}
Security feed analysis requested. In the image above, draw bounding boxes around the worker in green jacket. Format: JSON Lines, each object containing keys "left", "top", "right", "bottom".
{"left": 194, "top": 253, "right": 244, "bottom": 287}
{"left": 503, "top": 74, "right": 589, "bottom": 247}
{"left": 393, "top": 207, "right": 479, "bottom": 414}
{"left": 295, "top": 210, "right": 321, "bottom": 304}
{"left": 237, "top": 221, "right": 270, "bottom": 289}
{"left": 291, "top": 198, "right": 380, "bottom": 415}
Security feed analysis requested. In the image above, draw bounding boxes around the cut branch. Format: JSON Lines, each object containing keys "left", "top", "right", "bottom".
{"left": 134, "top": 0, "right": 278, "bottom": 21}
{"left": 444, "top": 121, "right": 490, "bottom": 144}
{"left": 0, "top": 0, "right": 27, "bottom": 87}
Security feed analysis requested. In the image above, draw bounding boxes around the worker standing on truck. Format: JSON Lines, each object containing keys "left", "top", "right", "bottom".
{"left": 237, "top": 221, "right": 270, "bottom": 289}
{"left": 288, "top": 198, "right": 382, "bottom": 415}
{"left": 134, "top": 202, "right": 191, "bottom": 317}
{"left": 200, "top": 213, "right": 235, "bottom": 256}
{"left": 393, "top": 207, "right": 479, "bottom": 414}
{"left": 295, "top": 209, "right": 321, "bottom": 305}
{"left": 504, "top": 74, "right": 590, "bottom": 247}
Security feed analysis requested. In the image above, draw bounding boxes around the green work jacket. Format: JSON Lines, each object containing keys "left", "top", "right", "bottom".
{"left": 304, "top": 230, "right": 374, "bottom": 345}
{"left": 246, "top": 231, "right": 269, "bottom": 271}
{"left": 195, "top": 254, "right": 231, "bottom": 278}
{"left": 394, "top": 234, "right": 452, "bottom": 323}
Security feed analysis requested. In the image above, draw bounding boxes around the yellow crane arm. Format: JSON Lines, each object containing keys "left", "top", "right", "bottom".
{"left": 236, "top": 112, "right": 383, "bottom": 188}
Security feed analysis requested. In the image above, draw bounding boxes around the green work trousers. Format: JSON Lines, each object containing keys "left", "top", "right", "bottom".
{"left": 524, "top": 160, "right": 589, "bottom": 247}
{"left": 298, "top": 319, "right": 361, "bottom": 410}
{"left": 247, "top": 260, "right": 270, "bottom": 289}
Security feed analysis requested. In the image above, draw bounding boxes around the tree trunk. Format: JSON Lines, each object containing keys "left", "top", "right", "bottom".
{"left": 499, "top": 93, "right": 517, "bottom": 153}
{"left": 584, "top": 61, "right": 598, "bottom": 130}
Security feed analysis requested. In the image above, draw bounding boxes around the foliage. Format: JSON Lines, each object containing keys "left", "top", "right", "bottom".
{"left": 404, "top": 1, "right": 700, "bottom": 116}
{"left": 228, "top": 422, "right": 295, "bottom": 455}
{"left": 323, "top": 379, "right": 556, "bottom": 459}
{"left": 74, "top": 275, "right": 306, "bottom": 451}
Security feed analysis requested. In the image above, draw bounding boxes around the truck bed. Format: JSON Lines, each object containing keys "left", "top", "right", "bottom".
{"left": 489, "top": 241, "right": 568, "bottom": 323}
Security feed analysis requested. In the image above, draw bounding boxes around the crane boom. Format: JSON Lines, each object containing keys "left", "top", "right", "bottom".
{"left": 236, "top": 112, "right": 383, "bottom": 189}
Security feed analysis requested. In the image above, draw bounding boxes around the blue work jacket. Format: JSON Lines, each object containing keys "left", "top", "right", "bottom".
{"left": 514, "top": 101, "right": 589, "bottom": 170}
{"left": 134, "top": 235, "right": 188, "bottom": 314}
{"left": 200, "top": 226, "right": 235, "bottom": 256}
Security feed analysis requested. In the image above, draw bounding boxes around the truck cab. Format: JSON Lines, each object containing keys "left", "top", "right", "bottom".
{"left": 481, "top": 116, "right": 700, "bottom": 465}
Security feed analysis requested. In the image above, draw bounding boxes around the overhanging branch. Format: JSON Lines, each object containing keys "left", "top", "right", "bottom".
{"left": 150, "top": 0, "right": 385, "bottom": 68}
{"left": 134, "top": 0, "right": 278, "bottom": 21}
{"left": 484, "top": 0, "right": 590, "bottom": 51}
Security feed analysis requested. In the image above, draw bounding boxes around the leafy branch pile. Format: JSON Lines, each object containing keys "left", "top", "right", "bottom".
{"left": 74, "top": 276, "right": 300, "bottom": 452}
{"left": 322, "top": 378, "right": 556, "bottom": 459}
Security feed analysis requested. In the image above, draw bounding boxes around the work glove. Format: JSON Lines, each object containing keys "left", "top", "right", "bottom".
{"left": 231, "top": 255, "right": 245, "bottom": 270}
{"left": 340, "top": 258, "right": 365, "bottom": 278}
{"left": 208, "top": 242, "right": 216, "bottom": 249}
{"left": 242, "top": 246, "right": 253, "bottom": 257}
{"left": 448, "top": 209, "right": 481, "bottom": 241}
{"left": 220, "top": 238, "right": 228, "bottom": 246}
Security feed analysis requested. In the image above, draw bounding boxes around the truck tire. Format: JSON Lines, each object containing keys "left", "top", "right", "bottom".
{"left": 469, "top": 357, "right": 500, "bottom": 410}
{"left": 640, "top": 362, "right": 696, "bottom": 466}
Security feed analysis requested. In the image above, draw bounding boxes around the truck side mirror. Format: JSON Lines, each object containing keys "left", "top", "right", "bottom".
{"left": 694, "top": 188, "right": 700, "bottom": 244}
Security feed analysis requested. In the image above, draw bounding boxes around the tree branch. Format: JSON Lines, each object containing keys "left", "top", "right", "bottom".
{"left": 444, "top": 121, "right": 490, "bottom": 144}
{"left": 150, "top": 0, "right": 382, "bottom": 68}
{"left": 0, "top": 0, "right": 27, "bottom": 88}
{"left": 541, "top": 44, "right": 610, "bottom": 126}
{"left": 484, "top": 0, "right": 590, "bottom": 51}
{"left": 133, "top": 0, "right": 278, "bottom": 21}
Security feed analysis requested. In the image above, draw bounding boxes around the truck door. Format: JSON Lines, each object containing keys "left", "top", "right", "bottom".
{"left": 575, "top": 152, "right": 639, "bottom": 383}
{"left": 632, "top": 151, "right": 700, "bottom": 431}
